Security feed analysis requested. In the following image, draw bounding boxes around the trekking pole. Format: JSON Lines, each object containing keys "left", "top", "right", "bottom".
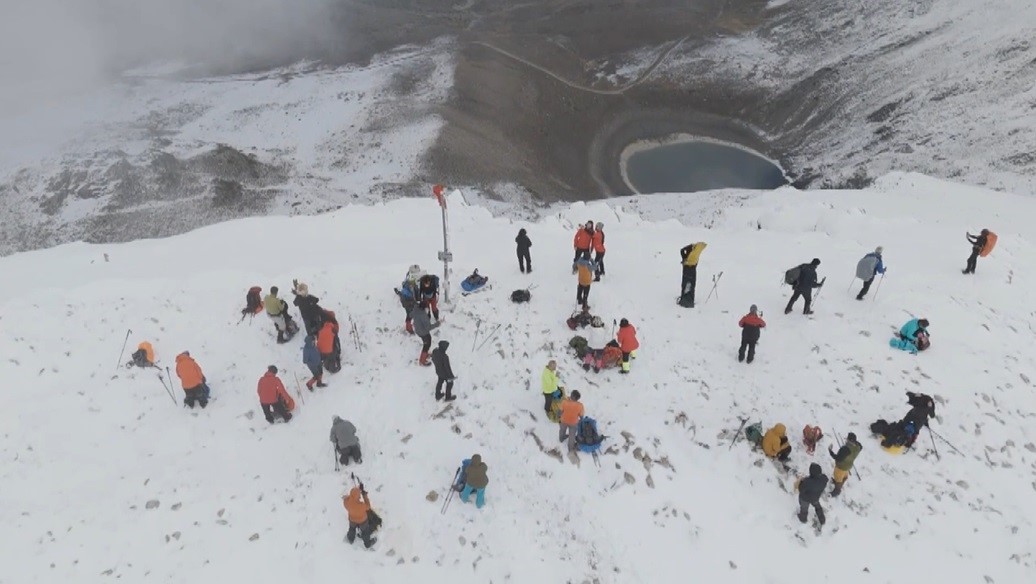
{"left": 441, "top": 467, "right": 461, "bottom": 514}
{"left": 927, "top": 427, "right": 941, "bottom": 461}
{"left": 293, "top": 372, "right": 306, "bottom": 405}
{"left": 705, "top": 271, "right": 724, "bottom": 304}
{"left": 156, "top": 371, "right": 177, "bottom": 406}
{"left": 872, "top": 274, "right": 886, "bottom": 302}
{"left": 114, "top": 329, "right": 132, "bottom": 372}
{"left": 812, "top": 277, "right": 828, "bottom": 305}
{"left": 471, "top": 319, "right": 481, "bottom": 352}
{"left": 728, "top": 417, "right": 749, "bottom": 450}
{"left": 475, "top": 324, "right": 502, "bottom": 351}
{"left": 333, "top": 441, "right": 340, "bottom": 472}
{"left": 929, "top": 427, "right": 964, "bottom": 456}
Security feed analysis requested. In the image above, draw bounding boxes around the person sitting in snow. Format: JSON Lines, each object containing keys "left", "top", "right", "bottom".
{"left": 302, "top": 335, "right": 326, "bottom": 390}
{"left": 418, "top": 273, "right": 441, "bottom": 323}
{"left": 737, "top": 305, "right": 766, "bottom": 364}
{"left": 795, "top": 463, "right": 828, "bottom": 526}
{"left": 330, "top": 415, "right": 361, "bottom": 466}
{"left": 463, "top": 269, "right": 488, "bottom": 290}
{"left": 128, "top": 341, "right": 156, "bottom": 368}
{"left": 174, "top": 351, "right": 209, "bottom": 409}
{"left": 762, "top": 423, "right": 792, "bottom": 462}
{"left": 459, "top": 454, "right": 489, "bottom": 509}
{"left": 855, "top": 247, "right": 886, "bottom": 301}
{"left": 890, "top": 318, "right": 930, "bottom": 354}
{"left": 582, "top": 321, "right": 619, "bottom": 373}
{"left": 343, "top": 486, "right": 377, "bottom": 548}
{"left": 515, "top": 228, "right": 532, "bottom": 273}
{"left": 616, "top": 318, "right": 639, "bottom": 374}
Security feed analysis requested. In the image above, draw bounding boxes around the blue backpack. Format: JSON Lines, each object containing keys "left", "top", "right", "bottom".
{"left": 575, "top": 417, "right": 605, "bottom": 453}
{"left": 452, "top": 459, "right": 471, "bottom": 491}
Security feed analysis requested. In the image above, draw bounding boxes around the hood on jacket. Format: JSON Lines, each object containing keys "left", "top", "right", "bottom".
{"left": 332, "top": 415, "right": 341, "bottom": 424}
{"left": 438, "top": 340, "right": 449, "bottom": 351}
{"left": 809, "top": 463, "right": 823, "bottom": 477}
{"left": 471, "top": 454, "right": 482, "bottom": 465}
{"left": 773, "top": 423, "right": 786, "bottom": 435}
{"left": 176, "top": 352, "right": 190, "bottom": 362}
{"left": 296, "top": 283, "right": 309, "bottom": 296}
{"left": 518, "top": 228, "right": 527, "bottom": 236}
{"left": 749, "top": 305, "right": 758, "bottom": 315}
{"left": 875, "top": 246, "right": 884, "bottom": 255}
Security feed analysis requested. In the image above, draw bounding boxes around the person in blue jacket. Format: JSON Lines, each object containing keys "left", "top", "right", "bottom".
{"left": 890, "top": 318, "right": 930, "bottom": 354}
{"left": 855, "top": 247, "right": 886, "bottom": 300}
{"left": 303, "top": 334, "right": 326, "bottom": 390}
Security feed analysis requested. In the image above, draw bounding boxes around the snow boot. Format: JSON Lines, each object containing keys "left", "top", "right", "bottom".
{"left": 830, "top": 482, "right": 843, "bottom": 497}
{"left": 317, "top": 381, "right": 327, "bottom": 388}
{"left": 418, "top": 352, "right": 431, "bottom": 366}
{"left": 803, "top": 309, "right": 814, "bottom": 315}
{"left": 435, "top": 389, "right": 444, "bottom": 401}
{"left": 797, "top": 510, "right": 808, "bottom": 524}
{"left": 405, "top": 320, "right": 414, "bottom": 334}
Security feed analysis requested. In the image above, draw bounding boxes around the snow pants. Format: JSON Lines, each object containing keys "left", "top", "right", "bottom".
{"left": 681, "top": 264, "right": 697, "bottom": 302}
{"left": 857, "top": 277, "right": 874, "bottom": 300}
{"left": 965, "top": 247, "right": 980, "bottom": 274}
{"left": 594, "top": 251, "right": 605, "bottom": 278}
{"left": 576, "top": 284, "right": 590, "bottom": 307}
{"left": 798, "top": 497, "right": 825, "bottom": 525}
{"left": 435, "top": 377, "right": 454, "bottom": 400}
{"left": 738, "top": 339, "right": 757, "bottom": 363}
{"left": 460, "top": 484, "right": 486, "bottom": 509}
{"left": 785, "top": 289, "right": 813, "bottom": 313}
{"left": 348, "top": 520, "right": 375, "bottom": 548}
{"left": 262, "top": 401, "right": 291, "bottom": 423}
{"left": 336, "top": 444, "right": 362, "bottom": 465}
{"left": 183, "top": 384, "right": 210, "bottom": 409}
{"left": 518, "top": 249, "right": 531, "bottom": 272}
{"left": 889, "top": 336, "right": 918, "bottom": 354}
{"left": 560, "top": 422, "right": 578, "bottom": 452}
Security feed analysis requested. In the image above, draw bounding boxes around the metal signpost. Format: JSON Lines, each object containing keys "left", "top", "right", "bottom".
{"left": 433, "top": 184, "right": 452, "bottom": 305}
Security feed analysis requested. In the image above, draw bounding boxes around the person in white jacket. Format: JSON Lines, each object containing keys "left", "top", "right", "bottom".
{"left": 582, "top": 322, "right": 614, "bottom": 372}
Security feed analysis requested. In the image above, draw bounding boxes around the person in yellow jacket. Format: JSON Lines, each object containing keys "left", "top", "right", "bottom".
{"left": 761, "top": 423, "right": 792, "bottom": 462}
{"left": 542, "top": 360, "right": 564, "bottom": 416}
{"left": 679, "top": 242, "right": 707, "bottom": 308}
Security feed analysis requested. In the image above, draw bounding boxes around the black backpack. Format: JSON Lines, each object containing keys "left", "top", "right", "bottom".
{"left": 784, "top": 265, "right": 803, "bottom": 286}
{"left": 511, "top": 289, "right": 531, "bottom": 303}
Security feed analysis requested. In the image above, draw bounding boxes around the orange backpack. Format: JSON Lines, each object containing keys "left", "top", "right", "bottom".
{"left": 980, "top": 232, "right": 997, "bottom": 257}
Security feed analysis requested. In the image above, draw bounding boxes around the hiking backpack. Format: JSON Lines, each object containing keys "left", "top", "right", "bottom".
{"left": 576, "top": 417, "right": 604, "bottom": 448}
{"left": 569, "top": 336, "right": 589, "bottom": 358}
{"left": 547, "top": 389, "right": 565, "bottom": 423}
{"left": 745, "top": 422, "right": 764, "bottom": 445}
{"left": 783, "top": 265, "right": 802, "bottom": 286}
{"left": 802, "top": 425, "right": 823, "bottom": 454}
{"left": 242, "top": 286, "right": 263, "bottom": 316}
{"left": 511, "top": 289, "right": 531, "bottom": 303}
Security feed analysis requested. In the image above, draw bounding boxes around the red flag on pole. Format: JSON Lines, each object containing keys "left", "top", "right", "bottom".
{"left": 432, "top": 184, "right": 446, "bottom": 208}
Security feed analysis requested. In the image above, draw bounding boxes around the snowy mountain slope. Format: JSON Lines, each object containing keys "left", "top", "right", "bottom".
{"left": 0, "top": 41, "right": 454, "bottom": 255}
{"left": 2, "top": 173, "right": 1036, "bottom": 583}
{"left": 662, "top": 0, "right": 1036, "bottom": 193}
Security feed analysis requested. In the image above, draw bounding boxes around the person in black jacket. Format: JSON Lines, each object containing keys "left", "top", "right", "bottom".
{"left": 784, "top": 258, "right": 824, "bottom": 315}
{"left": 796, "top": 463, "right": 828, "bottom": 525}
{"left": 292, "top": 280, "right": 325, "bottom": 336}
{"left": 430, "top": 340, "right": 456, "bottom": 402}
{"left": 901, "top": 391, "right": 935, "bottom": 447}
{"left": 515, "top": 229, "right": 532, "bottom": 273}
{"left": 963, "top": 229, "right": 989, "bottom": 274}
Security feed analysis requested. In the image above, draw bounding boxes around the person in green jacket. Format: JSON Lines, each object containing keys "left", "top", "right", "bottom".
{"left": 829, "top": 432, "right": 862, "bottom": 496}
{"left": 542, "top": 360, "right": 563, "bottom": 415}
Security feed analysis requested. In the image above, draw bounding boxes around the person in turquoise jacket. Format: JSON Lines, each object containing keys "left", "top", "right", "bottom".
{"left": 890, "top": 318, "right": 930, "bottom": 354}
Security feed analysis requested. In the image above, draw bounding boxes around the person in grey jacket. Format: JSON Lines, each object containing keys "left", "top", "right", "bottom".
{"left": 855, "top": 247, "right": 886, "bottom": 300}
{"left": 410, "top": 301, "right": 439, "bottom": 366}
{"left": 330, "top": 415, "right": 361, "bottom": 466}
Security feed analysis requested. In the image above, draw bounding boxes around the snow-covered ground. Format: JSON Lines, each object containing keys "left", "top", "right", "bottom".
{"left": 3, "top": 173, "right": 1035, "bottom": 583}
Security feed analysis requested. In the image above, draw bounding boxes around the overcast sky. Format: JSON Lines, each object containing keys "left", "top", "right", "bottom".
{"left": 0, "top": 0, "right": 341, "bottom": 111}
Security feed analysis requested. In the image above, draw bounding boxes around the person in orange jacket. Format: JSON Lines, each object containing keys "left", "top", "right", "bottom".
{"left": 174, "top": 351, "right": 210, "bottom": 409}
{"left": 343, "top": 486, "right": 377, "bottom": 548}
{"left": 591, "top": 222, "right": 606, "bottom": 281}
{"left": 616, "top": 318, "right": 639, "bottom": 374}
{"left": 572, "top": 220, "right": 594, "bottom": 272}
{"left": 558, "top": 390, "right": 584, "bottom": 453}
{"left": 737, "top": 305, "right": 766, "bottom": 364}
{"left": 257, "top": 365, "right": 293, "bottom": 424}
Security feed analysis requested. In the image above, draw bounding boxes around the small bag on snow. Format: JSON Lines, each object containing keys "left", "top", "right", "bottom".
{"left": 511, "top": 289, "right": 531, "bottom": 303}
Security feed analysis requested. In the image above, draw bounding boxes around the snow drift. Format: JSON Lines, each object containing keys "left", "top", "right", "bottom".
{"left": 2, "top": 173, "right": 1035, "bottom": 583}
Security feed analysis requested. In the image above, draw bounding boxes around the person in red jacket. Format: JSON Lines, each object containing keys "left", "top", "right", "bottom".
{"left": 616, "top": 318, "right": 639, "bottom": 374}
{"left": 257, "top": 365, "right": 293, "bottom": 424}
{"left": 591, "top": 222, "right": 606, "bottom": 281}
{"left": 572, "top": 221, "right": 594, "bottom": 272}
{"left": 738, "top": 305, "right": 766, "bottom": 364}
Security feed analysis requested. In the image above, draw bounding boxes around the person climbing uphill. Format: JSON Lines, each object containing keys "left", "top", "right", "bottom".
{"left": 963, "top": 229, "right": 995, "bottom": 274}
{"left": 459, "top": 454, "right": 489, "bottom": 509}
{"left": 678, "top": 241, "right": 707, "bottom": 308}
{"left": 737, "top": 305, "right": 766, "bottom": 363}
{"left": 302, "top": 334, "right": 326, "bottom": 390}
{"left": 516, "top": 228, "right": 532, "bottom": 273}
{"left": 616, "top": 318, "right": 639, "bottom": 374}
{"left": 785, "top": 258, "right": 824, "bottom": 315}
{"left": 572, "top": 221, "right": 594, "bottom": 271}
{"left": 795, "top": 463, "right": 829, "bottom": 526}
{"left": 829, "top": 432, "right": 862, "bottom": 496}
{"left": 592, "top": 222, "right": 606, "bottom": 281}
{"left": 343, "top": 486, "right": 377, "bottom": 548}
{"left": 430, "top": 340, "right": 456, "bottom": 402}
{"left": 330, "top": 415, "right": 361, "bottom": 466}
{"left": 855, "top": 247, "right": 886, "bottom": 300}
{"left": 559, "top": 390, "right": 584, "bottom": 453}
{"left": 762, "top": 423, "right": 792, "bottom": 462}
{"left": 174, "top": 351, "right": 209, "bottom": 409}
